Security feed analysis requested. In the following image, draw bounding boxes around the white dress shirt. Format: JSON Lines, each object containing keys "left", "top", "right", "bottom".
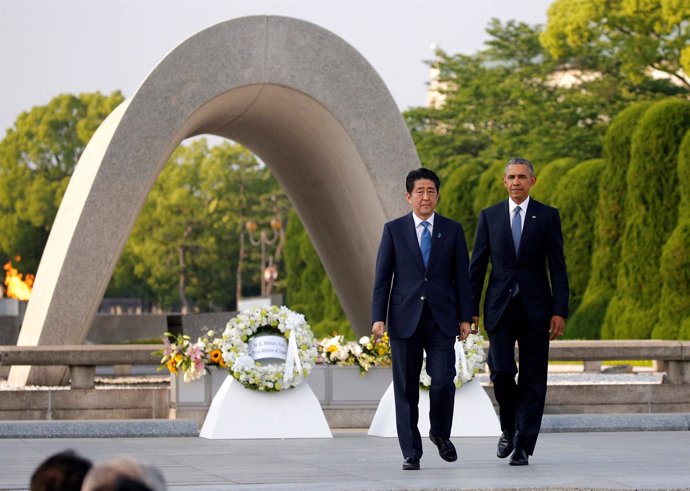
{"left": 508, "top": 196, "right": 529, "bottom": 233}
{"left": 412, "top": 212, "right": 435, "bottom": 247}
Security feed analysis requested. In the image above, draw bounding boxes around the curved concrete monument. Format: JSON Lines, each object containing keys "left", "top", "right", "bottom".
{"left": 11, "top": 16, "right": 419, "bottom": 385}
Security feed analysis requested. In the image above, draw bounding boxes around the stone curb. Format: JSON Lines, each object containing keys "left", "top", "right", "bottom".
{"left": 0, "top": 419, "right": 199, "bottom": 438}
{"left": 541, "top": 413, "right": 690, "bottom": 432}
{"left": 1, "top": 414, "right": 689, "bottom": 438}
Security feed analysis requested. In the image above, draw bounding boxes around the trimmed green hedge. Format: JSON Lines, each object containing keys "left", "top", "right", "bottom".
{"left": 530, "top": 157, "right": 577, "bottom": 204}
{"left": 656, "top": 129, "right": 690, "bottom": 339}
{"left": 603, "top": 99, "right": 690, "bottom": 339}
{"left": 552, "top": 158, "right": 604, "bottom": 330}
{"left": 571, "top": 102, "right": 653, "bottom": 339}
{"left": 473, "top": 160, "right": 507, "bottom": 216}
{"left": 437, "top": 161, "right": 483, "bottom": 247}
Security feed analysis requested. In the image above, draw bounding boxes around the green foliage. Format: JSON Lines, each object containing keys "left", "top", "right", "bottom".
{"left": 283, "top": 209, "right": 351, "bottom": 338}
{"left": 407, "top": 18, "right": 640, "bottom": 183}
{"left": 0, "top": 91, "right": 125, "bottom": 272}
{"left": 531, "top": 157, "right": 577, "bottom": 204}
{"left": 473, "top": 160, "right": 507, "bottom": 216}
{"left": 541, "top": 0, "right": 690, "bottom": 91}
{"left": 656, "top": 129, "right": 690, "bottom": 339}
{"left": 574, "top": 102, "right": 653, "bottom": 339}
{"left": 117, "top": 139, "right": 289, "bottom": 311}
{"left": 552, "top": 158, "right": 604, "bottom": 332}
{"left": 436, "top": 161, "right": 483, "bottom": 246}
{"left": 603, "top": 98, "right": 690, "bottom": 339}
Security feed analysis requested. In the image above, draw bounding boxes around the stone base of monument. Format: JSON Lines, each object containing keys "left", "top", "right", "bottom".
{"left": 199, "top": 376, "right": 333, "bottom": 439}
{"left": 367, "top": 380, "right": 501, "bottom": 437}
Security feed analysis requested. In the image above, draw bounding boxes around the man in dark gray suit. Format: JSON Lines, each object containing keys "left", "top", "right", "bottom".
{"left": 469, "top": 157, "right": 569, "bottom": 466}
{"left": 372, "top": 168, "right": 473, "bottom": 470}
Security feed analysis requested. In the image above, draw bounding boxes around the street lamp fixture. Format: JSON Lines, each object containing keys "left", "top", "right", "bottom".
{"left": 246, "top": 219, "right": 281, "bottom": 297}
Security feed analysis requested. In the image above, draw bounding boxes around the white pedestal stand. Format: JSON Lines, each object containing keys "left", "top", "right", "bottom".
{"left": 200, "top": 376, "right": 333, "bottom": 439}
{"left": 368, "top": 379, "right": 501, "bottom": 437}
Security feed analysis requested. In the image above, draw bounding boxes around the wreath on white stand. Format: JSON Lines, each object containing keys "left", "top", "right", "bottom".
{"left": 221, "top": 306, "right": 318, "bottom": 392}
{"left": 419, "top": 333, "right": 486, "bottom": 390}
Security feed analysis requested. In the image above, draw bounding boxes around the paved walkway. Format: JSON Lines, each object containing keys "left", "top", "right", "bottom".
{"left": 2, "top": 428, "right": 690, "bottom": 490}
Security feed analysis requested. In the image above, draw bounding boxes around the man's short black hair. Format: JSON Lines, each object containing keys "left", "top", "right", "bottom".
{"left": 31, "top": 450, "right": 92, "bottom": 491}
{"left": 406, "top": 168, "right": 441, "bottom": 194}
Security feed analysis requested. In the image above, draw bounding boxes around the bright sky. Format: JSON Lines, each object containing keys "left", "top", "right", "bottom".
{"left": 0, "top": 0, "right": 551, "bottom": 134}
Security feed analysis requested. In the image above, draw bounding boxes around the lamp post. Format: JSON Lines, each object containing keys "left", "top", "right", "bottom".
{"left": 245, "top": 218, "right": 282, "bottom": 298}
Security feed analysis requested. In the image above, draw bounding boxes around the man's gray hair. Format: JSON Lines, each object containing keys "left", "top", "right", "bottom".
{"left": 504, "top": 157, "right": 535, "bottom": 176}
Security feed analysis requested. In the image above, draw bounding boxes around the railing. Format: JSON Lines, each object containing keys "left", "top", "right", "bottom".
{"left": 1, "top": 340, "right": 689, "bottom": 388}
{"left": 541, "top": 340, "right": 690, "bottom": 384}
{"left": 0, "top": 344, "right": 160, "bottom": 388}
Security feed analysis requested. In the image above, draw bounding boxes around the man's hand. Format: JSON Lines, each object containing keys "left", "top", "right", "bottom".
{"left": 458, "top": 321, "right": 471, "bottom": 340}
{"left": 550, "top": 315, "right": 566, "bottom": 340}
{"left": 372, "top": 321, "right": 385, "bottom": 340}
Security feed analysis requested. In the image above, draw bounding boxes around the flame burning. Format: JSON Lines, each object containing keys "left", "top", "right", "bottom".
{"left": 3, "top": 259, "right": 34, "bottom": 301}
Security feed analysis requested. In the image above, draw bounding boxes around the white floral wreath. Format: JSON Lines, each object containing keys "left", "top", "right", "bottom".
{"left": 419, "top": 333, "right": 486, "bottom": 390}
{"left": 221, "top": 306, "right": 318, "bottom": 391}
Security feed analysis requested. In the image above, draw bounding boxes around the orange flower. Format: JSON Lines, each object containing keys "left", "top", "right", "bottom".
{"left": 166, "top": 357, "right": 178, "bottom": 374}
{"left": 209, "top": 349, "right": 224, "bottom": 366}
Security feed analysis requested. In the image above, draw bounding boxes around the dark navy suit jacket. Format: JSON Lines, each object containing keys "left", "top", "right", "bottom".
{"left": 372, "top": 213, "right": 473, "bottom": 338}
{"left": 469, "top": 198, "right": 569, "bottom": 331}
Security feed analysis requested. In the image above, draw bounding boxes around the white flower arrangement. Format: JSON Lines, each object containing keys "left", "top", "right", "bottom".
{"left": 318, "top": 333, "right": 392, "bottom": 375}
{"left": 221, "top": 306, "right": 318, "bottom": 392}
{"left": 420, "top": 333, "right": 486, "bottom": 390}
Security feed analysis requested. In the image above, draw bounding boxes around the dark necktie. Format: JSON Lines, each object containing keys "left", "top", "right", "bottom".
{"left": 420, "top": 221, "right": 431, "bottom": 267}
{"left": 512, "top": 206, "right": 522, "bottom": 253}
{"left": 512, "top": 206, "right": 521, "bottom": 296}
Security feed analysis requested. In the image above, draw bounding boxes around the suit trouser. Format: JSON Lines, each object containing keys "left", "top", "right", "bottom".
{"left": 487, "top": 294, "right": 549, "bottom": 455}
{"left": 390, "top": 303, "right": 456, "bottom": 459}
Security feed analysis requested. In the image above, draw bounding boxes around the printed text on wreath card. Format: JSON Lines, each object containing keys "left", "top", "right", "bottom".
{"left": 248, "top": 335, "right": 288, "bottom": 362}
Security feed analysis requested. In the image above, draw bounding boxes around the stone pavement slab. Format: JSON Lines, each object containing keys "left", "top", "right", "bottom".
{"left": 1, "top": 430, "right": 689, "bottom": 490}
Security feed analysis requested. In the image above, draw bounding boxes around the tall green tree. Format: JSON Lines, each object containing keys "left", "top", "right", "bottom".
{"left": 603, "top": 98, "right": 690, "bottom": 339}
{"left": 118, "top": 139, "right": 288, "bottom": 312}
{"left": 572, "top": 102, "right": 653, "bottom": 339}
{"left": 436, "top": 161, "right": 483, "bottom": 246}
{"left": 541, "top": 0, "right": 690, "bottom": 91}
{"left": 408, "top": 19, "right": 619, "bottom": 183}
{"left": 473, "top": 160, "right": 508, "bottom": 217}
{"left": 552, "top": 158, "right": 604, "bottom": 326}
{"left": 656, "top": 129, "right": 690, "bottom": 339}
{"left": 530, "top": 157, "right": 578, "bottom": 205}
{"left": 0, "top": 92, "right": 124, "bottom": 272}
{"left": 283, "top": 209, "right": 352, "bottom": 339}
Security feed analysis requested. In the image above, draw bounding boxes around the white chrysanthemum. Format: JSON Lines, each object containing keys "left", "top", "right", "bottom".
{"left": 221, "top": 306, "right": 317, "bottom": 391}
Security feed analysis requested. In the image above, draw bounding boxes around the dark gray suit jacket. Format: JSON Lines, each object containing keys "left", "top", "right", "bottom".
{"left": 372, "top": 212, "right": 473, "bottom": 338}
{"left": 469, "top": 198, "right": 569, "bottom": 331}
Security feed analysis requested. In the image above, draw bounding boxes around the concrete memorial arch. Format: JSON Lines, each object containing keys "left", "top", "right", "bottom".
{"left": 10, "top": 16, "right": 419, "bottom": 386}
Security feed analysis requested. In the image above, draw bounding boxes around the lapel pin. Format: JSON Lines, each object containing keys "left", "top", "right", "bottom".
{"left": 437, "top": 233, "right": 442, "bottom": 238}
{"left": 531, "top": 216, "right": 536, "bottom": 219}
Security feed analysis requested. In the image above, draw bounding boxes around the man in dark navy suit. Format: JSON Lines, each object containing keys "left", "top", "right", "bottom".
{"left": 372, "top": 168, "right": 473, "bottom": 470}
{"left": 469, "top": 157, "right": 569, "bottom": 466}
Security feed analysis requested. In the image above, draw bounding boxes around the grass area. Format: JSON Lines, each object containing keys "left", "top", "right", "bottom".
{"left": 603, "top": 360, "right": 653, "bottom": 367}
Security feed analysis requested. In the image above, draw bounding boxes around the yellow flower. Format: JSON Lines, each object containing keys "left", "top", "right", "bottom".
{"left": 327, "top": 345, "right": 338, "bottom": 353}
{"left": 166, "top": 357, "right": 178, "bottom": 373}
{"left": 209, "top": 349, "right": 223, "bottom": 365}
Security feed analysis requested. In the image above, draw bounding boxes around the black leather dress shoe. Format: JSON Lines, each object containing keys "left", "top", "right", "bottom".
{"left": 429, "top": 433, "right": 458, "bottom": 462}
{"left": 497, "top": 431, "right": 515, "bottom": 459}
{"left": 509, "top": 447, "right": 529, "bottom": 466}
{"left": 402, "top": 456, "right": 420, "bottom": 470}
